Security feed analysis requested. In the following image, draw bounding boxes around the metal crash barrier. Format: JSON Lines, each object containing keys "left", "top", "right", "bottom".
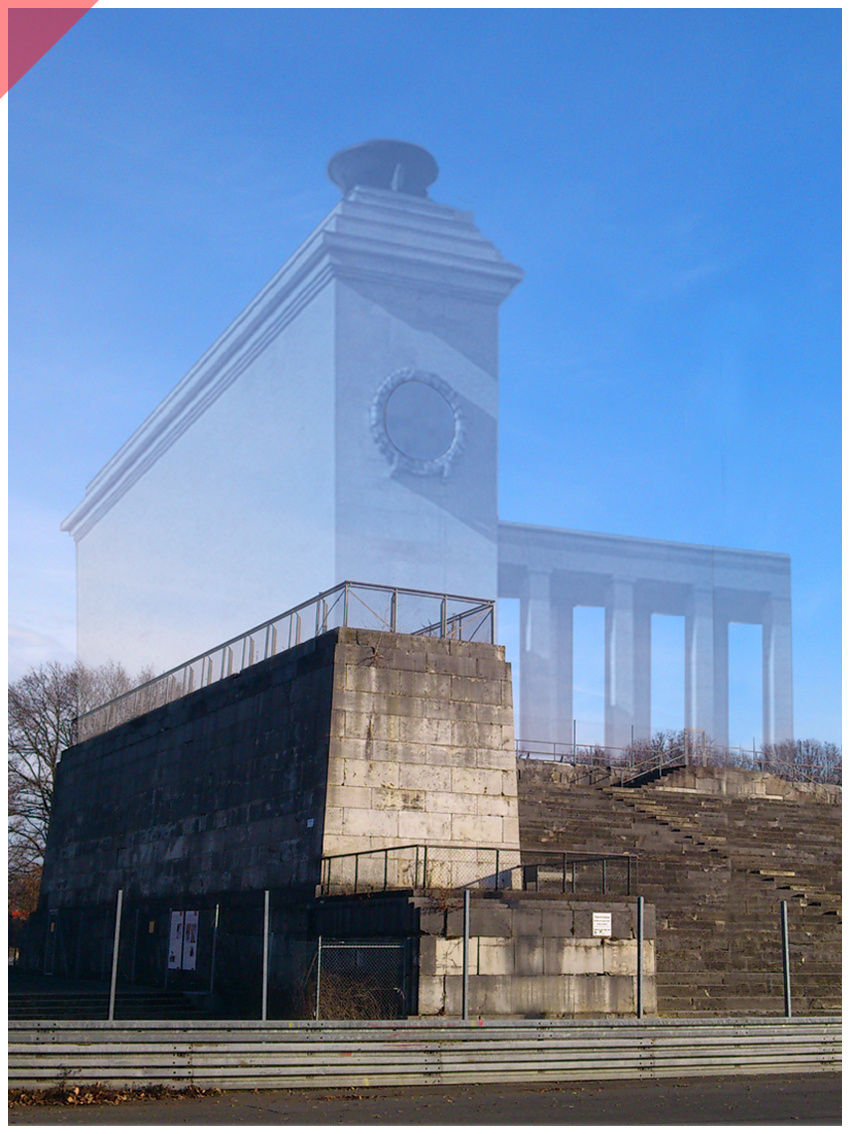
{"left": 9, "top": 1017, "right": 840, "bottom": 1090}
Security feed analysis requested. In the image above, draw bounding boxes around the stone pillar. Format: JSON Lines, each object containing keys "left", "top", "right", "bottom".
{"left": 712, "top": 617, "right": 730, "bottom": 748}
{"left": 553, "top": 601, "right": 574, "bottom": 745}
{"left": 763, "top": 597, "right": 793, "bottom": 746}
{"left": 632, "top": 603, "right": 652, "bottom": 743}
{"left": 685, "top": 587, "right": 715, "bottom": 740}
{"left": 605, "top": 580, "right": 636, "bottom": 751}
{"left": 519, "top": 570, "right": 556, "bottom": 741}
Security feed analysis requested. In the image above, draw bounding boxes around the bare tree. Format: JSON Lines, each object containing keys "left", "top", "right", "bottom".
{"left": 763, "top": 738, "right": 842, "bottom": 786}
{"left": 8, "top": 660, "right": 153, "bottom": 913}
{"left": 618, "top": 728, "right": 841, "bottom": 786}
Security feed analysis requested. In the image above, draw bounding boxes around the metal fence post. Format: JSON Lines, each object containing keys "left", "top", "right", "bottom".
{"left": 261, "top": 890, "right": 270, "bottom": 1022}
{"left": 781, "top": 900, "right": 792, "bottom": 1018}
{"left": 315, "top": 936, "right": 322, "bottom": 1021}
{"left": 210, "top": 903, "right": 220, "bottom": 996}
{"left": 130, "top": 908, "right": 139, "bottom": 987}
{"left": 108, "top": 889, "right": 123, "bottom": 1022}
{"left": 164, "top": 907, "right": 172, "bottom": 991}
{"left": 462, "top": 888, "right": 470, "bottom": 1021}
{"left": 636, "top": 895, "right": 644, "bottom": 1019}
{"left": 441, "top": 596, "right": 448, "bottom": 638}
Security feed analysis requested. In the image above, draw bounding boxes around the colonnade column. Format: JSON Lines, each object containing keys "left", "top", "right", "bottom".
{"left": 554, "top": 601, "right": 574, "bottom": 745}
{"left": 712, "top": 617, "right": 730, "bottom": 749}
{"left": 605, "top": 580, "right": 636, "bottom": 751}
{"left": 632, "top": 603, "right": 652, "bottom": 744}
{"left": 685, "top": 587, "right": 715, "bottom": 741}
{"left": 519, "top": 569, "right": 557, "bottom": 742}
{"left": 763, "top": 597, "right": 793, "bottom": 746}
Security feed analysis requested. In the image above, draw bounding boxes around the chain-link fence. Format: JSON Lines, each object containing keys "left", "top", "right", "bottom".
{"left": 11, "top": 888, "right": 838, "bottom": 1022}
{"left": 11, "top": 891, "right": 418, "bottom": 1021}
{"left": 312, "top": 940, "right": 411, "bottom": 1020}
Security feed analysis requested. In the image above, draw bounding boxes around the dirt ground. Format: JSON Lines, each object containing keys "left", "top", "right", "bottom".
{"left": 8, "top": 1072, "right": 841, "bottom": 1125}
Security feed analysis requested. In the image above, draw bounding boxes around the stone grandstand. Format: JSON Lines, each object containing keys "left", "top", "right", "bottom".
{"left": 518, "top": 761, "right": 841, "bottom": 1016}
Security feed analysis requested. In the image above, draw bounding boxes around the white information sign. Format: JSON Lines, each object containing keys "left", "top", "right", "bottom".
{"left": 168, "top": 911, "right": 184, "bottom": 969}
{"left": 592, "top": 911, "right": 612, "bottom": 937}
{"left": 182, "top": 910, "right": 199, "bottom": 971}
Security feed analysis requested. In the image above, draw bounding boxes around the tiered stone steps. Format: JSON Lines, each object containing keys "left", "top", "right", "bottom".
{"left": 7, "top": 975, "right": 201, "bottom": 1020}
{"left": 517, "top": 763, "right": 841, "bottom": 1017}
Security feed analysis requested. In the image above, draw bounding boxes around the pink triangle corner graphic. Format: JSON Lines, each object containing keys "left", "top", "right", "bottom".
{"left": 6, "top": 5, "right": 98, "bottom": 97}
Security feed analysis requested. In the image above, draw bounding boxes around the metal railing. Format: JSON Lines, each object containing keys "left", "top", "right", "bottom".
{"left": 320, "top": 844, "right": 633, "bottom": 896}
{"left": 9, "top": 1018, "right": 841, "bottom": 1091}
{"left": 76, "top": 583, "right": 495, "bottom": 742}
{"left": 516, "top": 738, "right": 841, "bottom": 795}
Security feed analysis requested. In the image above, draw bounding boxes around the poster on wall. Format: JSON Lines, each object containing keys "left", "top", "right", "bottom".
{"left": 182, "top": 910, "right": 199, "bottom": 971}
{"left": 168, "top": 910, "right": 185, "bottom": 969}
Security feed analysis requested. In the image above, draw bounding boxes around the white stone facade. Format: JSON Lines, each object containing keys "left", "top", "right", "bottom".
{"left": 63, "top": 182, "right": 521, "bottom": 674}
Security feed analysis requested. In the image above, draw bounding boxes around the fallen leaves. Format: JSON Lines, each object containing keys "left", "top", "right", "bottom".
{"left": 9, "top": 1083, "right": 223, "bottom": 1108}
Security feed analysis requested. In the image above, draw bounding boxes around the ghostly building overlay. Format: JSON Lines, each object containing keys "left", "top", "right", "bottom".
{"left": 62, "top": 140, "right": 793, "bottom": 748}
{"left": 499, "top": 524, "right": 792, "bottom": 750}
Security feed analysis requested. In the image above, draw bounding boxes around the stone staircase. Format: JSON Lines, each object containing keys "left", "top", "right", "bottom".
{"left": 517, "top": 762, "right": 841, "bottom": 1016}
{"left": 7, "top": 976, "right": 202, "bottom": 1021}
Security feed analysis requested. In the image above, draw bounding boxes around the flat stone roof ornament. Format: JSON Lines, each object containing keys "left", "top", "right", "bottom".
{"left": 327, "top": 139, "right": 439, "bottom": 197}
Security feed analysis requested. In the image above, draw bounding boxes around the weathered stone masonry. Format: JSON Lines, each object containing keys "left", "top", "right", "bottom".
{"left": 41, "top": 627, "right": 520, "bottom": 909}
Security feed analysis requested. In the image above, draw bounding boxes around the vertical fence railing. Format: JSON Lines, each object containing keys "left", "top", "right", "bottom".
{"left": 261, "top": 890, "right": 270, "bottom": 1022}
{"left": 781, "top": 900, "right": 792, "bottom": 1018}
{"left": 318, "top": 846, "right": 634, "bottom": 897}
{"left": 19, "top": 887, "right": 828, "bottom": 1025}
{"left": 107, "top": 890, "right": 123, "bottom": 1022}
{"left": 461, "top": 889, "right": 470, "bottom": 1022}
{"left": 636, "top": 894, "right": 644, "bottom": 1019}
{"left": 516, "top": 739, "right": 841, "bottom": 795}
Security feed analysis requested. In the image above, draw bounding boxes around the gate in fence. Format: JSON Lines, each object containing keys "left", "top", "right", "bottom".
{"left": 315, "top": 939, "right": 411, "bottom": 1021}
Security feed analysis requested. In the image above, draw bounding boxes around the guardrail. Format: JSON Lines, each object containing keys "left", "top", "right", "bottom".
{"left": 516, "top": 738, "right": 841, "bottom": 796}
{"left": 319, "top": 844, "right": 633, "bottom": 896}
{"left": 76, "top": 582, "right": 495, "bottom": 742}
{"left": 8, "top": 1017, "right": 840, "bottom": 1090}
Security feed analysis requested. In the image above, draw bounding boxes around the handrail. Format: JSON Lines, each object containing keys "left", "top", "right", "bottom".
{"left": 76, "top": 582, "right": 495, "bottom": 742}
{"left": 320, "top": 843, "right": 634, "bottom": 896}
{"left": 516, "top": 738, "right": 841, "bottom": 793}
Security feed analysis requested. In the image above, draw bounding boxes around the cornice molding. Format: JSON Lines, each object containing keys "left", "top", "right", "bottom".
{"left": 63, "top": 192, "right": 523, "bottom": 541}
{"left": 497, "top": 521, "right": 791, "bottom": 565}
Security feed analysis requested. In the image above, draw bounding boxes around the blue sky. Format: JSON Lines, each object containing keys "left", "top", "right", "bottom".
{"left": 7, "top": 7, "right": 841, "bottom": 745}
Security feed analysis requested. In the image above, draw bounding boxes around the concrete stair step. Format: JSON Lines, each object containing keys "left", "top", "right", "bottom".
{"left": 518, "top": 767, "right": 840, "bottom": 1017}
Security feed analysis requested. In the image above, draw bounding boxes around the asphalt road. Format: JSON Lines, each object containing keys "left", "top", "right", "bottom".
{"left": 8, "top": 1073, "right": 841, "bottom": 1125}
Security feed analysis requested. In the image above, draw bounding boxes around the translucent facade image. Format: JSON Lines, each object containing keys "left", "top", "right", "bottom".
{"left": 62, "top": 140, "right": 793, "bottom": 750}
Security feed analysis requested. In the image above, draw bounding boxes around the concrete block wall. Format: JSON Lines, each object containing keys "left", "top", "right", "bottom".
{"left": 416, "top": 895, "right": 655, "bottom": 1018}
